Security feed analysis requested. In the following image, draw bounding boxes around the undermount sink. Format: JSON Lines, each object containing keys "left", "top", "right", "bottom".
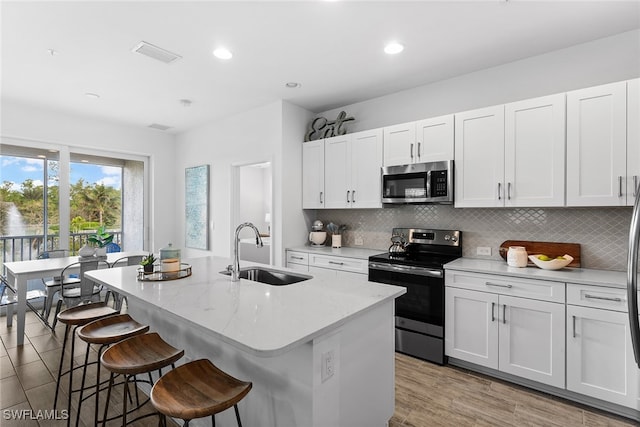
{"left": 220, "top": 266, "right": 311, "bottom": 286}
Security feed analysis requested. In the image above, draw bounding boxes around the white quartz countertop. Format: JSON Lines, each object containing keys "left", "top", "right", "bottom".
{"left": 287, "top": 246, "right": 384, "bottom": 259}
{"left": 445, "top": 258, "right": 630, "bottom": 289}
{"left": 85, "top": 256, "right": 405, "bottom": 357}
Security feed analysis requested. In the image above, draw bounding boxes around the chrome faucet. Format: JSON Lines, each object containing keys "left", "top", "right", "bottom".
{"left": 230, "top": 222, "right": 263, "bottom": 281}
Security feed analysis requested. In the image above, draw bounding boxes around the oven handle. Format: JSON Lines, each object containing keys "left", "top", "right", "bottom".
{"left": 368, "top": 262, "right": 443, "bottom": 278}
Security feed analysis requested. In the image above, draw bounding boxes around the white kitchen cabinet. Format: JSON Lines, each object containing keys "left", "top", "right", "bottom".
{"left": 454, "top": 105, "right": 505, "bottom": 207}
{"left": 566, "top": 283, "right": 639, "bottom": 408}
{"left": 286, "top": 250, "right": 309, "bottom": 271}
{"left": 566, "top": 81, "right": 627, "bottom": 206}
{"left": 628, "top": 78, "right": 640, "bottom": 203}
{"left": 302, "top": 140, "right": 325, "bottom": 209}
{"left": 383, "top": 115, "right": 454, "bottom": 167}
{"left": 324, "top": 129, "right": 383, "bottom": 209}
{"left": 445, "top": 272, "right": 565, "bottom": 388}
{"left": 445, "top": 287, "right": 499, "bottom": 369}
{"left": 455, "top": 95, "right": 565, "bottom": 208}
{"left": 504, "top": 94, "right": 566, "bottom": 207}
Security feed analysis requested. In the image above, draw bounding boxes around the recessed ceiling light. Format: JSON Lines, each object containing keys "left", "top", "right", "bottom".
{"left": 384, "top": 42, "right": 404, "bottom": 55}
{"left": 213, "top": 48, "right": 233, "bottom": 60}
{"left": 285, "top": 82, "right": 301, "bottom": 88}
{"left": 85, "top": 92, "right": 100, "bottom": 99}
{"left": 180, "top": 99, "right": 192, "bottom": 107}
{"left": 47, "top": 49, "right": 59, "bottom": 56}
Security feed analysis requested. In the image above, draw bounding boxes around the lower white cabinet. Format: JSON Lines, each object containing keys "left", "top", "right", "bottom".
{"left": 286, "top": 250, "right": 368, "bottom": 281}
{"left": 566, "top": 284, "right": 639, "bottom": 409}
{"left": 445, "top": 273, "right": 566, "bottom": 388}
{"left": 286, "top": 250, "right": 309, "bottom": 271}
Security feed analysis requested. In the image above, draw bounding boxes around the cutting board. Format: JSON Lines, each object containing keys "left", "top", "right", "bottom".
{"left": 498, "top": 240, "right": 581, "bottom": 267}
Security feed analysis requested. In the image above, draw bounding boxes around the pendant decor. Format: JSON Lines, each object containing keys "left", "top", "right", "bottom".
{"left": 304, "top": 111, "right": 355, "bottom": 141}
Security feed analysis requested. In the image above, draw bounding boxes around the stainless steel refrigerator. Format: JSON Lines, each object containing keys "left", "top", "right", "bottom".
{"left": 628, "top": 191, "right": 640, "bottom": 368}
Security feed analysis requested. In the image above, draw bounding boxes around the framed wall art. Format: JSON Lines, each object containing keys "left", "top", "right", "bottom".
{"left": 185, "top": 164, "right": 210, "bottom": 250}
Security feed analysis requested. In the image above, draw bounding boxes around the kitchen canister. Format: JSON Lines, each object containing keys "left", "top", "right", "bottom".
{"left": 507, "top": 246, "right": 528, "bottom": 268}
{"left": 159, "top": 242, "right": 181, "bottom": 272}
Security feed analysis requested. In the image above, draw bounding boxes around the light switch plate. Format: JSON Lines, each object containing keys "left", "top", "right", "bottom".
{"left": 477, "top": 247, "right": 491, "bottom": 256}
{"left": 354, "top": 237, "right": 364, "bottom": 246}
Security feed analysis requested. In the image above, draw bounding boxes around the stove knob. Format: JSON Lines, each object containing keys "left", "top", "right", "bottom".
{"left": 444, "top": 235, "right": 450, "bottom": 241}
{"left": 450, "top": 235, "right": 458, "bottom": 242}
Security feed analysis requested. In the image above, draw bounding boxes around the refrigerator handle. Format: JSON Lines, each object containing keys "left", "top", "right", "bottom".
{"left": 627, "top": 189, "right": 640, "bottom": 368}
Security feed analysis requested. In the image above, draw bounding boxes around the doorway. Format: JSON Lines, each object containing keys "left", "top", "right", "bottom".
{"left": 232, "top": 161, "right": 272, "bottom": 265}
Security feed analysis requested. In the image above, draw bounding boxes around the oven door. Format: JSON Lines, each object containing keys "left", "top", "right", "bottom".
{"left": 368, "top": 262, "right": 444, "bottom": 337}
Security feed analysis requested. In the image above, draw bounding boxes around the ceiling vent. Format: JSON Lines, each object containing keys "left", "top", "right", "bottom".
{"left": 132, "top": 41, "right": 182, "bottom": 64}
{"left": 148, "top": 123, "right": 172, "bottom": 131}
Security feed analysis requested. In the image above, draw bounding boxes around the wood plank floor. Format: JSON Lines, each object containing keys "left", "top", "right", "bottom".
{"left": 2, "top": 310, "right": 638, "bottom": 426}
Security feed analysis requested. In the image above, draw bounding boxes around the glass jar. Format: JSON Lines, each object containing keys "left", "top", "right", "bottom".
{"left": 159, "top": 243, "right": 181, "bottom": 272}
{"left": 507, "top": 246, "right": 528, "bottom": 268}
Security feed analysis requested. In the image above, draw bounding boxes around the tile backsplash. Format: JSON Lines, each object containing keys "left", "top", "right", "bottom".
{"left": 307, "top": 205, "right": 633, "bottom": 271}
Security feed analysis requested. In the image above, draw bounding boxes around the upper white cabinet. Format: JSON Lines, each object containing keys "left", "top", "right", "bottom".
{"left": 302, "top": 140, "right": 325, "bottom": 209}
{"left": 504, "top": 94, "right": 566, "bottom": 207}
{"left": 566, "top": 81, "right": 627, "bottom": 206}
{"left": 455, "top": 95, "right": 566, "bottom": 208}
{"left": 383, "top": 115, "right": 454, "bottom": 167}
{"left": 305, "top": 129, "right": 383, "bottom": 210}
{"left": 454, "top": 105, "right": 505, "bottom": 207}
{"left": 628, "top": 78, "right": 640, "bottom": 204}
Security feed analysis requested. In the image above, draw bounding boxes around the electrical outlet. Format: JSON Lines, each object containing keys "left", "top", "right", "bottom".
{"left": 321, "top": 350, "right": 335, "bottom": 382}
{"left": 354, "top": 237, "right": 364, "bottom": 246}
{"left": 477, "top": 247, "right": 491, "bottom": 256}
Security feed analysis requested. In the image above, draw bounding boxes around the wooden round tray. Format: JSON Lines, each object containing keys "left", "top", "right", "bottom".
{"left": 137, "top": 263, "right": 192, "bottom": 281}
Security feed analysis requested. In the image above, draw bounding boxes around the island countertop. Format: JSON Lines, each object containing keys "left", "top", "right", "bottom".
{"left": 85, "top": 256, "right": 405, "bottom": 357}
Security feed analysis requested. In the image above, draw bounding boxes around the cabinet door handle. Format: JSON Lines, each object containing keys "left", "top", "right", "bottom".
{"left": 503, "top": 304, "right": 506, "bottom": 324}
{"left": 347, "top": 190, "right": 351, "bottom": 203}
{"left": 352, "top": 190, "right": 356, "bottom": 203}
{"left": 485, "top": 282, "right": 513, "bottom": 289}
{"left": 497, "top": 183, "right": 502, "bottom": 200}
{"left": 507, "top": 182, "right": 512, "bottom": 200}
{"left": 291, "top": 256, "right": 304, "bottom": 260}
{"left": 328, "top": 261, "right": 344, "bottom": 266}
{"left": 320, "top": 191, "right": 323, "bottom": 204}
{"left": 584, "top": 294, "right": 624, "bottom": 303}
{"left": 491, "top": 302, "right": 495, "bottom": 322}
{"left": 410, "top": 143, "right": 414, "bottom": 159}
{"left": 619, "top": 176, "right": 623, "bottom": 197}
{"left": 417, "top": 142, "right": 421, "bottom": 160}
{"left": 572, "top": 315, "right": 576, "bottom": 338}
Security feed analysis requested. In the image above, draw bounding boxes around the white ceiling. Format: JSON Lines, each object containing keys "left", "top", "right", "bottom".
{"left": 2, "top": 1, "right": 639, "bottom": 134}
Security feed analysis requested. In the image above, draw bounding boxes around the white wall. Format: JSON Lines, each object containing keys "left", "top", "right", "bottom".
{"left": 320, "top": 29, "right": 640, "bottom": 132}
{"left": 175, "top": 101, "right": 283, "bottom": 261}
{"left": 0, "top": 100, "right": 176, "bottom": 252}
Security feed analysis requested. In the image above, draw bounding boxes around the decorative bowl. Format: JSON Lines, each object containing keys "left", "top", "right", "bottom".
{"left": 528, "top": 254, "right": 574, "bottom": 270}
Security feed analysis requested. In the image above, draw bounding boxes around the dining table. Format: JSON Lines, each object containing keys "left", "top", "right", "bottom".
{"left": 3, "top": 251, "right": 146, "bottom": 346}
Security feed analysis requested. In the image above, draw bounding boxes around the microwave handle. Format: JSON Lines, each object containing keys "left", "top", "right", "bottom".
{"left": 426, "top": 170, "right": 431, "bottom": 198}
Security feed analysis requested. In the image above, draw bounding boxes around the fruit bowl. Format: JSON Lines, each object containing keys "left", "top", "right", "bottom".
{"left": 528, "top": 254, "right": 574, "bottom": 270}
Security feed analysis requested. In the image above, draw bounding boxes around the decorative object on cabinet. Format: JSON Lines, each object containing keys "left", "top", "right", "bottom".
{"left": 528, "top": 254, "right": 574, "bottom": 270}
{"left": 498, "top": 240, "right": 581, "bottom": 267}
{"left": 326, "top": 222, "right": 346, "bottom": 248}
{"left": 304, "top": 111, "right": 354, "bottom": 141}
{"left": 185, "top": 164, "right": 209, "bottom": 249}
{"left": 88, "top": 225, "right": 113, "bottom": 257}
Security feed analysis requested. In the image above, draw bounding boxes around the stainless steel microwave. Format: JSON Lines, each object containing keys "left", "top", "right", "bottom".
{"left": 381, "top": 160, "right": 454, "bottom": 204}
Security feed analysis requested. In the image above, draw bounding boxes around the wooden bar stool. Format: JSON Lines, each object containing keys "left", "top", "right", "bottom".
{"left": 75, "top": 314, "right": 149, "bottom": 427}
{"left": 150, "top": 359, "right": 252, "bottom": 427}
{"left": 100, "top": 332, "right": 184, "bottom": 426}
{"left": 53, "top": 302, "right": 118, "bottom": 427}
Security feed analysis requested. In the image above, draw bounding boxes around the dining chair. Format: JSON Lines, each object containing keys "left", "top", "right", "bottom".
{"left": 39, "top": 250, "right": 82, "bottom": 325}
{"left": 51, "top": 259, "right": 110, "bottom": 329}
{"left": 0, "top": 274, "right": 48, "bottom": 327}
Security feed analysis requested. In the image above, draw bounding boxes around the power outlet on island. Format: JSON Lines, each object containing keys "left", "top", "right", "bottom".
{"left": 354, "top": 237, "right": 364, "bottom": 246}
{"left": 321, "top": 350, "right": 335, "bottom": 382}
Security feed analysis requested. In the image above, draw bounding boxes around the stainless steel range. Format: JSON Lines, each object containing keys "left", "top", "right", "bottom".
{"left": 368, "top": 228, "right": 462, "bottom": 365}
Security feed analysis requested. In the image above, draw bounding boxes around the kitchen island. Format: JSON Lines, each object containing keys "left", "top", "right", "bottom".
{"left": 85, "top": 256, "right": 405, "bottom": 427}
